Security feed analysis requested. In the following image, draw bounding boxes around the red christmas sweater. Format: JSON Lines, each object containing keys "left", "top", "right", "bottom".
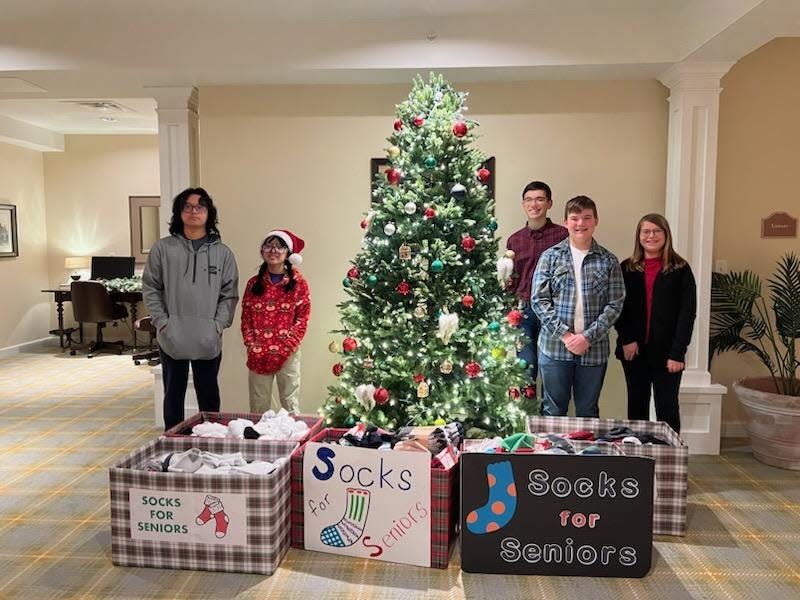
{"left": 241, "top": 270, "right": 311, "bottom": 375}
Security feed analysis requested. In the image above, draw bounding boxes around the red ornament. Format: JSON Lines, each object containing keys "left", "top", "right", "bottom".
{"left": 342, "top": 337, "right": 358, "bottom": 353}
{"left": 452, "top": 121, "right": 468, "bottom": 137}
{"left": 396, "top": 281, "right": 411, "bottom": 296}
{"left": 424, "top": 207, "right": 437, "bottom": 220}
{"left": 461, "top": 236, "right": 476, "bottom": 252}
{"left": 332, "top": 363, "right": 344, "bottom": 376}
{"left": 476, "top": 167, "right": 491, "bottom": 183}
{"left": 465, "top": 361, "right": 482, "bottom": 379}
{"left": 347, "top": 267, "right": 360, "bottom": 280}
{"left": 393, "top": 119, "right": 403, "bottom": 131}
{"left": 386, "top": 168, "right": 402, "bottom": 185}
{"left": 509, "top": 387, "right": 521, "bottom": 400}
{"left": 413, "top": 373, "right": 425, "bottom": 384}
{"left": 360, "top": 219, "right": 368, "bottom": 229}
{"left": 462, "top": 294, "right": 475, "bottom": 309}
{"left": 374, "top": 387, "right": 390, "bottom": 405}
{"left": 523, "top": 385, "right": 536, "bottom": 399}
{"left": 412, "top": 114, "right": 425, "bottom": 127}
{"left": 507, "top": 309, "right": 524, "bottom": 327}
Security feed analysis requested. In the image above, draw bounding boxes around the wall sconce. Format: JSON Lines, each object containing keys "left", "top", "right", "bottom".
{"left": 64, "top": 256, "right": 91, "bottom": 281}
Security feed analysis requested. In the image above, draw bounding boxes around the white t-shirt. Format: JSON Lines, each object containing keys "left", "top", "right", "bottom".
{"left": 570, "top": 244, "right": 590, "bottom": 333}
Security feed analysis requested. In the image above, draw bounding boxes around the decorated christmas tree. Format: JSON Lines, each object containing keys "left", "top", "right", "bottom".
{"left": 322, "top": 73, "right": 532, "bottom": 436}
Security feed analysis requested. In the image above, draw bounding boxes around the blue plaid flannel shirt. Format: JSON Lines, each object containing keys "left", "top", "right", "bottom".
{"left": 531, "top": 238, "right": 625, "bottom": 365}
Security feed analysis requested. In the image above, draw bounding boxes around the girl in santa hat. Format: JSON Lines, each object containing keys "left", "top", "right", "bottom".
{"left": 241, "top": 229, "right": 311, "bottom": 413}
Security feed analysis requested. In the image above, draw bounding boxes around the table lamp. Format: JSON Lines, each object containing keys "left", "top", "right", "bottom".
{"left": 64, "top": 256, "right": 90, "bottom": 281}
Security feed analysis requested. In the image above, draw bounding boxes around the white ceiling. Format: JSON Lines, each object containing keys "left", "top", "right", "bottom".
{"left": 0, "top": 0, "right": 798, "bottom": 137}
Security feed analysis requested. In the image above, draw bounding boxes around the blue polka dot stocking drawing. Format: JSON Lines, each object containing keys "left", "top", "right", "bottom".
{"left": 320, "top": 488, "right": 371, "bottom": 547}
{"left": 466, "top": 460, "right": 517, "bottom": 534}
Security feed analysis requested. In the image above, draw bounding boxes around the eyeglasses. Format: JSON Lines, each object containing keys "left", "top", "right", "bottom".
{"left": 261, "top": 245, "right": 287, "bottom": 253}
{"left": 640, "top": 228, "right": 665, "bottom": 238}
{"left": 182, "top": 204, "right": 207, "bottom": 214}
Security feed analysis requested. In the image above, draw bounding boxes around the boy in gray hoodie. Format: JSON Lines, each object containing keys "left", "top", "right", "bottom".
{"left": 143, "top": 187, "right": 239, "bottom": 430}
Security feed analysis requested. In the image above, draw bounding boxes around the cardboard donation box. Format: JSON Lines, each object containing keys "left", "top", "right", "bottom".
{"left": 528, "top": 416, "right": 689, "bottom": 536}
{"left": 291, "top": 428, "right": 459, "bottom": 568}
{"left": 460, "top": 450, "right": 655, "bottom": 578}
{"left": 110, "top": 436, "right": 296, "bottom": 575}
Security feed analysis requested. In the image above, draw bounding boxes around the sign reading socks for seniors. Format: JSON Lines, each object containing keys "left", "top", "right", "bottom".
{"left": 303, "top": 442, "right": 432, "bottom": 567}
{"left": 460, "top": 453, "right": 655, "bottom": 577}
{"left": 129, "top": 488, "right": 247, "bottom": 545}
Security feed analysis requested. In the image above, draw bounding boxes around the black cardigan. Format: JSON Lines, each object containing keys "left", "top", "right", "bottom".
{"left": 614, "top": 259, "right": 697, "bottom": 367}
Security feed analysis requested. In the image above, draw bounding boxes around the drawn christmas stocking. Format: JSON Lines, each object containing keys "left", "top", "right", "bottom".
{"left": 465, "top": 460, "right": 517, "bottom": 534}
{"left": 320, "top": 488, "right": 370, "bottom": 547}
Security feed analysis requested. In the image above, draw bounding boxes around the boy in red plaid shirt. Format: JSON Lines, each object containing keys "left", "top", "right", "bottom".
{"left": 241, "top": 229, "right": 311, "bottom": 413}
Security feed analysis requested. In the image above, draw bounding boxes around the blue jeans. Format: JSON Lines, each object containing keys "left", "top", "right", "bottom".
{"left": 538, "top": 351, "right": 607, "bottom": 417}
{"left": 519, "top": 305, "right": 541, "bottom": 383}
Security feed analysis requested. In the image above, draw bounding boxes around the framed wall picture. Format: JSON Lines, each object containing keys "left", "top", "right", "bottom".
{"left": 129, "top": 196, "right": 161, "bottom": 263}
{"left": 370, "top": 156, "right": 496, "bottom": 203}
{"left": 0, "top": 204, "right": 18, "bottom": 258}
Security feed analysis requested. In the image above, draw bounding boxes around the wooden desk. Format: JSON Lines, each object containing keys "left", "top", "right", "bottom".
{"left": 42, "top": 288, "right": 144, "bottom": 349}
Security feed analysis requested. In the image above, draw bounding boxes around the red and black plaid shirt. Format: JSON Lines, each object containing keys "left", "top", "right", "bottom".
{"left": 506, "top": 218, "right": 568, "bottom": 302}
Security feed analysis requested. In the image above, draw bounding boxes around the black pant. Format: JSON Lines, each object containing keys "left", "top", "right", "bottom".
{"left": 621, "top": 351, "right": 683, "bottom": 433}
{"left": 160, "top": 349, "right": 222, "bottom": 431}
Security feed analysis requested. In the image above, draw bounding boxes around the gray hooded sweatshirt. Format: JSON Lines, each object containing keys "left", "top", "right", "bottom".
{"left": 142, "top": 234, "right": 239, "bottom": 360}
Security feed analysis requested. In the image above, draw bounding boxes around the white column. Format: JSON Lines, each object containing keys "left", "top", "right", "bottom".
{"left": 148, "top": 86, "right": 200, "bottom": 237}
{"left": 658, "top": 62, "right": 732, "bottom": 454}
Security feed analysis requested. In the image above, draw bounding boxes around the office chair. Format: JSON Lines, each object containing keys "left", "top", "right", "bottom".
{"left": 69, "top": 281, "right": 129, "bottom": 358}
{"left": 132, "top": 316, "right": 160, "bottom": 366}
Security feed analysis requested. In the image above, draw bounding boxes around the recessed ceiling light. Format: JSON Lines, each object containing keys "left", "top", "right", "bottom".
{"left": 100, "top": 116, "right": 118, "bottom": 122}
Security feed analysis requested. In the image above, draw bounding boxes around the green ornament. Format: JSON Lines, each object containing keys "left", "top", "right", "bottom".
{"left": 433, "top": 417, "right": 446, "bottom": 426}
{"left": 366, "top": 275, "right": 378, "bottom": 286}
{"left": 431, "top": 259, "right": 444, "bottom": 273}
{"left": 488, "top": 321, "right": 501, "bottom": 332}
{"left": 425, "top": 155, "right": 437, "bottom": 168}
{"left": 491, "top": 347, "right": 507, "bottom": 360}
{"left": 342, "top": 278, "right": 351, "bottom": 288}
{"left": 517, "top": 358, "right": 529, "bottom": 370}
{"left": 345, "top": 415, "right": 356, "bottom": 427}
{"left": 487, "top": 220, "right": 498, "bottom": 231}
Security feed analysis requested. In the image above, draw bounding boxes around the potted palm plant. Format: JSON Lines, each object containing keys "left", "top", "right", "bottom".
{"left": 710, "top": 252, "right": 800, "bottom": 470}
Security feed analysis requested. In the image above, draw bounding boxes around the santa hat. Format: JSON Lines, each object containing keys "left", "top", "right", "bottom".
{"left": 265, "top": 229, "right": 305, "bottom": 265}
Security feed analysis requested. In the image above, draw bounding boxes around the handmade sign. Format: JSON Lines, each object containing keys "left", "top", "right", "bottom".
{"left": 460, "top": 453, "right": 654, "bottom": 578}
{"left": 303, "top": 442, "right": 432, "bottom": 567}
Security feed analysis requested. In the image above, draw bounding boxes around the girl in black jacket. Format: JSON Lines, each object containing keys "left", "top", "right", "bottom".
{"left": 615, "top": 214, "right": 696, "bottom": 433}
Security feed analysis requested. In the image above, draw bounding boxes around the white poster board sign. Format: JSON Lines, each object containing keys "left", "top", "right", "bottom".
{"left": 129, "top": 488, "right": 247, "bottom": 546}
{"left": 303, "top": 442, "right": 431, "bottom": 567}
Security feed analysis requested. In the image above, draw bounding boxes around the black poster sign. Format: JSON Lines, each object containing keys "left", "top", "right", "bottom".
{"left": 460, "top": 453, "right": 654, "bottom": 578}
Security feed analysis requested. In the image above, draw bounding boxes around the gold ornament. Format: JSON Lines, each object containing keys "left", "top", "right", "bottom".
{"left": 491, "top": 346, "right": 507, "bottom": 360}
{"left": 413, "top": 304, "right": 427, "bottom": 319}
{"left": 328, "top": 340, "right": 340, "bottom": 353}
{"left": 363, "top": 357, "right": 375, "bottom": 369}
{"left": 440, "top": 359, "right": 454, "bottom": 374}
{"left": 387, "top": 145, "right": 401, "bottom": 158}
{"left": 505, "top": 249, "right": 515, "bottom": 259}
{"left": 399, "top": 243, "right": 412, "bottom": 260}
{"left": 434, "top": 417, "right": 446, "bottom": 426}
{"left": 417, "top": 381, "right": 429, "bottom": 399}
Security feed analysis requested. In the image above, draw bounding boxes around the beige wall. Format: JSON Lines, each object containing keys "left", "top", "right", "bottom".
{"left": 199, "top": 80, "right": 669, "bottom": 415}
{"left": 43, "top": 135, "right": 160, "bottom": 331}
{"left": 0, "top": 141, "right": 49, "bottom": 351}
{"left": 713, "top": 37, "right": 800, "bottom": 425}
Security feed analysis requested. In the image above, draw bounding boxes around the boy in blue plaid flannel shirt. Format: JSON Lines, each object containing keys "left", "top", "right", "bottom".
{"left": 531, "top": 195, "right": 625, "bottom": 417}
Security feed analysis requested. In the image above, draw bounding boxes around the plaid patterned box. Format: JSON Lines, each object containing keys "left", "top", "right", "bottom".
{"left": 110, "top": 436, "right": 297, "bottom": 574}
{"left": 527, "top": 416, "right": 688, "bottom": 536}
{"left": 290, "top": 428, "right": 459, "bottom": 569}
{"left": 162, "top": 411, "right": 322, "bottom": 453}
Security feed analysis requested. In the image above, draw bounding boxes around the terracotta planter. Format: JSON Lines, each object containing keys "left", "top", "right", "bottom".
{"left": 733, "top": 377, "right": 800, "bottom": 470}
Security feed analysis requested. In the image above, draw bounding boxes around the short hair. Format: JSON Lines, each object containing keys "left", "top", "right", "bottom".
{"left": 521, "top": 181, "right": 552, "bottom": 201}
{"left": 168, "top": 187, "right": 220, "bottom": 237}
{"left": 564, "top": 195, "right": 597, "bottom": 219}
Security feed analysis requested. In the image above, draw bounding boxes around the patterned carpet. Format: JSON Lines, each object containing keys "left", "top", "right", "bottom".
{"left": 0, "top": 347, "right": 798, "bottom": 599}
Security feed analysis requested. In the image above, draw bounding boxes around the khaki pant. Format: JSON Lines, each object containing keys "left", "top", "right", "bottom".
{"left": 248, "top": 350, "right": 301, "bottom": 414}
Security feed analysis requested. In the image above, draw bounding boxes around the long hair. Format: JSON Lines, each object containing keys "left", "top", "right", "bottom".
{"left": 168, "top": 187, "right": 220, "bottom": 237}
{"left": 626, "top": 213, "right": 688, "bottom": 273}
{"left": 250, "top": 235, "right": 297, "bottom": 296}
